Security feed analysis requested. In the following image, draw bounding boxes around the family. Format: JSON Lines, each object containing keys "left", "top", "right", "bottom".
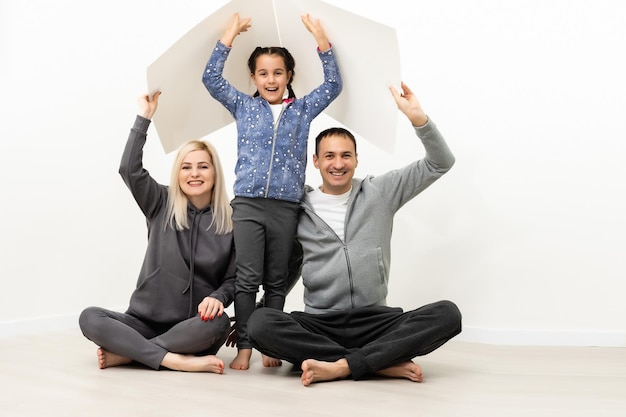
{"left": 79, "top": 12, "right": 461, "bottom": 386}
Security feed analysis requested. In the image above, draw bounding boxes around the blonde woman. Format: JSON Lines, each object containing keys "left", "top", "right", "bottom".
{"left": 79, "top": 92, "right": 235, "bottom": 373}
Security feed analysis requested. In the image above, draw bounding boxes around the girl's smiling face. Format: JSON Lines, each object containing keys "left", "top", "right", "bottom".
{"left": 251, "top": 54, "right": 292, "bottom": 105}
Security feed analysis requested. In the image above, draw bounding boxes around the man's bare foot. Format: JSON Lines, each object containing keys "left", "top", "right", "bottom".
{"left": 161, "top": 352, "right": 224, "bottom": 373}
{"left": 97, "top": 347, "right": 132, "bottom": 369}
{"left": 229, "top": 348, "right": 252, "bottom": 370}
{"left": 376, "top": 361, "right": 423, "bottom": 382}
{"left": 301, "top": 358, "right": 350, "bottom": 386}
{"left": 262, "top": 354, "right": 282, "bottom": 367}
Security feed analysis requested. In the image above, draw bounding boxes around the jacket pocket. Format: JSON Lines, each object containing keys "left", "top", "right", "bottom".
{"left": 129, "top": 267, "right": 190, "bottom": 323}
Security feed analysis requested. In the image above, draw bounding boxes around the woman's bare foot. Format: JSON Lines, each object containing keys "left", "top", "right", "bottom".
{"left": 97, "top": 347, "right": 132, "bottom": 369}
{"left": 300, "top": 358, "right": 350, "bottom": 386}
{"left": 161, "top": 352, "right": 224, "bottom": 373}
{"left": 376, "top": 361, "right": 423, "bottom": 382}
{"left": 262, "top": 354, "right": 282, "bottom": 367}
{"left": 229, "top": 348, "right": 252, "bottom": 370}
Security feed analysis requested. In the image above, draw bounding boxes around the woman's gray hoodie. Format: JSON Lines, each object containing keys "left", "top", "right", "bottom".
{"left": 297, "top": 119, "right": 455, "bottom": 314}
{"left": 119, "top": 116, "right": 236, "bottom": 323}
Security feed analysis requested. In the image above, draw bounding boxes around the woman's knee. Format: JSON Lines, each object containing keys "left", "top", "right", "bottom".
{"left": 78, "top": 306, "right": 103, "bottom": 337}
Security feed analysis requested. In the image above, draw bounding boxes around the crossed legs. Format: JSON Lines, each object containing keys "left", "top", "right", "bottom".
{"left": 79, "top": 306, "right": 230, "bottom": 373}
{"left": 249, "top": 301, "right": 462, "bottom": 385}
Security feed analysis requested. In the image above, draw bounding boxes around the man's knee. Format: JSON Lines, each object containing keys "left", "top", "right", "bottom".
{"left": 248, "top": 307, "right": 288, "bottom": 344}
{"left": 247, "top": 308, "right": 270, "bottom": 340}
{"left": 437, "top": 300, "right": 462, "bottom": 333}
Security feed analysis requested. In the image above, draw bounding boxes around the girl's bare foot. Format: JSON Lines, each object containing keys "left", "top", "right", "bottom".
{"left": 376, "top": 361, "right": 423, "bottom": 382}
{"left": 97, "top": 347, "right": 132, "bottom": 369}
{"left": 161, "top": 352, "right": 224, "bottom": 373}
{"left": 229, "top": 348, "right": 252, "bottom": 370}
{"left": 262, "top": 354, "right": 282, "bottom": 367}
{"left": 300, "top": 358, "right": 350, "bottom": 386}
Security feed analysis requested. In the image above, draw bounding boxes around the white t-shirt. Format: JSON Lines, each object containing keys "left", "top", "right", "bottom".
{"left": 308, "top": 187, "right": 352, "bottom": 241}
{"left": 270, "top": 103, "right": 283, "bottom": 124}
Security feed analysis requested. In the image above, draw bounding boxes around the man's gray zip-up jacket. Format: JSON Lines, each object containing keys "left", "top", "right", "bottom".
{"left": 297, "top": 119, "right": 455, "bottom": 314}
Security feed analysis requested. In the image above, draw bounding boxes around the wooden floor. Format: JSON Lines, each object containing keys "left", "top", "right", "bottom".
{"left": 1, "top": 329, "right": 625, "bottom": 417}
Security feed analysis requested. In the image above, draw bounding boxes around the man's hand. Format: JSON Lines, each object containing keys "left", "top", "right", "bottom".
{"left": 389, "top": 82, "right": 428, "bottom": 127}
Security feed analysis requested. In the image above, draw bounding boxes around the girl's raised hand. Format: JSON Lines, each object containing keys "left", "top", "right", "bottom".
{"left": 220, "top": 12, "right": 251, "bottom": 47}
{"left": 301, "top": 13, "right": 330, "bottom": 51}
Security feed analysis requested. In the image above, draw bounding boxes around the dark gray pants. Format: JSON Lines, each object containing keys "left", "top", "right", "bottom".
{"left": 231, "top": 197, "right": 299, "bottom": 349}
{"left": 248, "top": 300, "right": 462, "bottom": 380}
{"left": 78, "top": 307, "right": 230, "bottom": 369}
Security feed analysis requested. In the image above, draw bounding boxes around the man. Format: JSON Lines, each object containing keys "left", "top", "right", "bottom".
{"left": 248, "top": 82, "right": 461, "bottom": 386}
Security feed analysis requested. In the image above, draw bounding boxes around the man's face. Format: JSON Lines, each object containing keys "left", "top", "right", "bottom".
{"left": 313, "top": 134, "right": 358, "bottom": 195}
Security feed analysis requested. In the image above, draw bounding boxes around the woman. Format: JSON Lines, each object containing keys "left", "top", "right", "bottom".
{"left": 79, "top": 91, "right": 235, "bottom": 373}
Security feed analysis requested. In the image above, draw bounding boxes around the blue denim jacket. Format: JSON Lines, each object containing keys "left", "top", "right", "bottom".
{"left": 203, "top": 41, "right": 342, "bottom": 202}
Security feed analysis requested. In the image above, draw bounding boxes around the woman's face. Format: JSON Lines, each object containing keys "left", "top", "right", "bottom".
{"left": 251, "top": 54, "right": 292, "bottom": 105}
{"left": 178, "top": 150, "right": 215, "bottom": 208}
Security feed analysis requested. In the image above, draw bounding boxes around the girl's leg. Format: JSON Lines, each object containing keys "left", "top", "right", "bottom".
{"left": 230, "top": 197, "right": 266, "bottom": 369}
{"left": 262, "top": 200, "right": 299, "bottom": 311}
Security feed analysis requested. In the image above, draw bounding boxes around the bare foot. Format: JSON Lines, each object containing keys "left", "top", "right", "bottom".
{"left": 161, "top": 352, "right": 224, "bottom": 373}
{"left": 376, "top": 361, "right": 423, "bottom": 382}
{"left": 262, "top": 354, "right": 282, "bottom": 367}
{"left": 229, "top": 348, "right": 252, "bottom": 370}
{"left": 300, "top": 358, "right": 350, "bottom": 386}
{"left": 97, "top": 347, "right": 132, "bottom": 369}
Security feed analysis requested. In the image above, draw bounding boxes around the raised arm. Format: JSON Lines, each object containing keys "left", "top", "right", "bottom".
{"left": 301, "top": 13, "right": 331, "bottom": 51}
{"left": 119, "top": 91, "right": 168, "bottom": 220}
{"left": 219, "top": 12, "right": 251, "bottom": 47}
{"left": 374, "top": 82, "right": 454, "bottom": 210}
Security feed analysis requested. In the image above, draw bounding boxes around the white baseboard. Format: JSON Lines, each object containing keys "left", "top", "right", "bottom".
{"left": 2, "top": 314, "right": 625, "bottom": 347}
{"left": 0, "top": 307, "right": 124, "bottom": 340}
{"left": 0, "top": 312, "right": 81, "bottom": 339}
{"left": 456, "top": 326, "right": 626, "bottom": 347}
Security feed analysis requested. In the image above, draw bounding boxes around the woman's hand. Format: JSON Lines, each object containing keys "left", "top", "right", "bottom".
{"left": 138, "top": 91, "right": 161, "bottom": 120}
{"left": 197, "top": 296, "right": 225, "bottom": 321}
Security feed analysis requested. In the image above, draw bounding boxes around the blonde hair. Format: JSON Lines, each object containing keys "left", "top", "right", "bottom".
{"left": 166, "top": 140, "right": 233, "bottom": 234}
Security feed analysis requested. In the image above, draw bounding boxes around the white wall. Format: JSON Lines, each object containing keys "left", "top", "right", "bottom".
{"left": 1, "top": 0, "right": 624, "bottom": 346}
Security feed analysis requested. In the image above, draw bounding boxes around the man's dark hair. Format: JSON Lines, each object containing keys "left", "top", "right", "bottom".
{"left": 314, "top": 127, "right": 357, "bottom": 156}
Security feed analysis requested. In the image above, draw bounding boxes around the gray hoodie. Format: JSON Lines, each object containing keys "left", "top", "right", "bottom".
{"left": 297, "top": 119, "right": 455, "bottom": 314}
{"left": 119, "top": 116, "right": 236, "bottom": 323}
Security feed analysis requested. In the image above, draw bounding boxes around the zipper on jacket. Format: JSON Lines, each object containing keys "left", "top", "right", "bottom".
{"left": 264, "top": 103, "right": 287, "bottom": 198}
{"left": 343, "top": 245, "right": 356, "bottom": 308}
{"left": 304, "top": 204, "right": 356, "bottom": 308}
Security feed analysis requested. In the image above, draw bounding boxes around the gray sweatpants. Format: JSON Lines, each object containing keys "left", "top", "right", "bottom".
{"left": 248, "top": 300, "right": 462, "bottom": 380}
{"left": 79, "top": 307, "right": 230, "bottom": 370}
{"left": 230, "top": 196, "right": 300, "bottom": 350}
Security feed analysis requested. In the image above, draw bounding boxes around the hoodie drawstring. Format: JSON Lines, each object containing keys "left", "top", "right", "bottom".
{"left": 182, "top": 209, "right": 200, "bottom": 318}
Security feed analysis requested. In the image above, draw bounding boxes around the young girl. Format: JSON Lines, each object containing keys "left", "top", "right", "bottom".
{"left": 79, "top": 91, "right": 236, "bottom": 373}
{"left": 202, "top": 12, "right": 342, "bottom": 370}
